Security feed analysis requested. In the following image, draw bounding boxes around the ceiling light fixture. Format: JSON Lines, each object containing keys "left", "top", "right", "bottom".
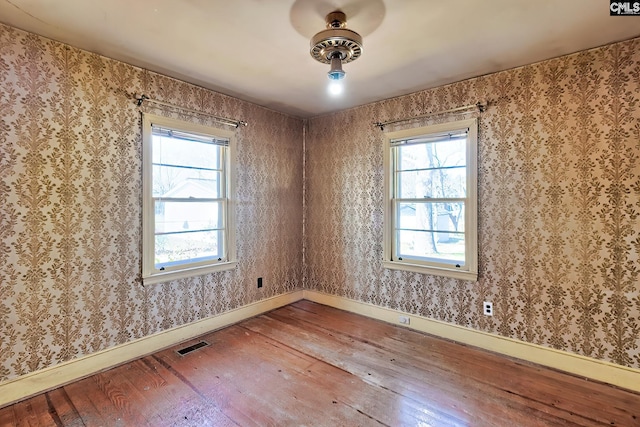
{"left": 310, "top": 11, "right": 363, "bottom": 82}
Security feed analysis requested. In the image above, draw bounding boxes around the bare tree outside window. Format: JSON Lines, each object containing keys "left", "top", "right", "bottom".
{"left": 383, "top": 118, "right": 477, "bottom": 281}
{"left": 395, "top": 134, "right": 467, "bottom": 263}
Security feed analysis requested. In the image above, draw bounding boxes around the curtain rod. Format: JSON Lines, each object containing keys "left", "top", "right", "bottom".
{"left": 373, "top": 102, "right": 486, "bottom": 131}
{"left": 135, "top": 94, "right": 248, "bottom": 128}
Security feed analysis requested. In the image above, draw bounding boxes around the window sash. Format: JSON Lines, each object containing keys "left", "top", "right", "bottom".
{"left": 152, "top": 162, "right": 223, "bottom": 173}
{"left": 143, "top": 113, "right": 236, "bottom": 283}
{"left": 154, "top": 230, "right": 225, "bottom": 271}
{"left": 153, "top": 197, "right": 227, "bottom": 267}
{"left": 391, "top": 198, "right": 467, "bottom": 266}
{"left": 390, "top": 132, "right": 467, "bottom": 147}
{"left": 151, "top": 125, "right": 229, "bottom": 147}
{"left": 151, "top": 143, "right": 228, "bottom": 270}
{"left": 383, "top": 118, "right": 477, "bottom": 281}
{"left": 396, "top": 165, "right": 465, "bottom": 173}
{"left": 154, "top": 197, "right": 226, "bottom": 203}
{"left": 153, "top": 198, "right": 226, "bottom": 233}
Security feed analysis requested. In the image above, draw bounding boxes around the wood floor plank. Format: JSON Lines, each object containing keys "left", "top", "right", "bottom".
{"left": 59, "top": 378, "right": 112, "bottom": 426}
{"left": 6, "top": 395, "right": 56, "bottom": 427}
{"left": 156, "top": 327, "right": 312, "bottom": 426}
{"left": 1, "top": 300, "right": 639, "bottom": 426}
{"left": 243, "top": 310, "right": 586, "bottom": 426}
{"left": 79, "top": 369, "right": 152, "bottom": 426}
{"left": 284, "top": 349, "right": 466, "bottom": 426}
{"left": 282, "top": 301, "right": 640, "bottom": 425}
{"left": 0, "top": 406, "right": 17, "bottom": 427}
{"left": 156, "top": 325, "right": 391, "bottom": 426}
{"left": 44, "top": 389, "right": 85, "bottom": 427}
{"left": 113, "top": 357, "right": 236, "bottom": 426}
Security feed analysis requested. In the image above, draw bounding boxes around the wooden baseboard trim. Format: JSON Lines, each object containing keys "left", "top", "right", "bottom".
{"left": 302, "top": 290, "right": 640, "bottom": 393}
{"left": 0, "top": 290, "right": 304, "bottom": 409}
{"left": 4, "top": 289, "right": 638, "bottom": 409}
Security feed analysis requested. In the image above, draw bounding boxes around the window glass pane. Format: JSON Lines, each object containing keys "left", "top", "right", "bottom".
{"left": 397, "top": 167, "right": 466, "bottom": 198}
{"left": 397, "top": 138, "right": 466, "bottom": 171}
{"left": 155, "top": 201, "right": 222, "bottom": 233}
{"left": 152, "top": 135, "right": 221, "bottom": 170}
{"left": 155, "top": 230, "right": 222, "bottom": 268}
{"left": 153, "top": 165, "right": 221, "bottom": 198}
{"left": 398, "top": 202, "right": 465, "bottom": 233}
{"left": 397, "top": 229, "right": 465, "bottom": 263}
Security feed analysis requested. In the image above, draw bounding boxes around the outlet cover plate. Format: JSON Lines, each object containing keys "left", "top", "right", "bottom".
{"left": 483, "top": 301, "right": 493, "bottom": 316}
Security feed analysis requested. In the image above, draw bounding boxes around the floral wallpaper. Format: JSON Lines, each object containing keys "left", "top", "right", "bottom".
{"left": 0, "top": 23, "right": 303, "bottom": 382}
{"left": 0, "top": 19, "right": 639, "bottom": 386}
{"left": 305, "top": 37, "right": 640, "bottom": 368}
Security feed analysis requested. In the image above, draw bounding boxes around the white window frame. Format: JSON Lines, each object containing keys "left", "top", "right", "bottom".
{"left": 382, "top": 118, "right": 478, "bottom": 281}
{"left": 142, "top": 113, "right": 237, "bottom": 285}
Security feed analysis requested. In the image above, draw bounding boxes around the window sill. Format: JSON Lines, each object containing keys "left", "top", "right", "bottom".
{"left": 142, "top": 261, "right": 237, "bottom": 285}
{"left": 382, "top": 260, "right": 477, "bottom": 282}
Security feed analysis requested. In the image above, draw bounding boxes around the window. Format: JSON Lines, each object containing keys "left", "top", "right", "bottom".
{"left": 383, "top": 118, "right": 478, "bottom": 281}
{"left": 142, "top": 114, "right": 236, "bottom": 284}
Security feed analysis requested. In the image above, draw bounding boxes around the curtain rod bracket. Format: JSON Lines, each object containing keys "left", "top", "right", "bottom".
{"left": 135, "top": 94, "right": 148, "bottom": 107}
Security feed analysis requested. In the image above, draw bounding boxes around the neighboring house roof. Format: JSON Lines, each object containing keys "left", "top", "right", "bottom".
{"left": 400, "top": 204, "right": 416, "bottom": 214}
{"left": 161, "top": 178, "right": 217, "bottom": 198}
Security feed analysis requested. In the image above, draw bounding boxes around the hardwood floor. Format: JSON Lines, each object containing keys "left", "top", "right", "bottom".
{"left": 1, "top": 300, "right": 639, "bottom": 426}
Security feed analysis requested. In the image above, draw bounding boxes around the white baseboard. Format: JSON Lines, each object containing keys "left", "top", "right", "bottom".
{"left": 0, "top": 290, "right": 303, "bottom": 409}
{"left": 3, "top": 288, "right": 638, "bottom": 409}
{"left": 303, "top": 290, "right": 640, "bottom": 393}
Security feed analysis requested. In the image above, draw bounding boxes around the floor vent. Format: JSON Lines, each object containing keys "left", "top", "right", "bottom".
{"left": 176, "top": 340, "right": 209, "bottom": 356}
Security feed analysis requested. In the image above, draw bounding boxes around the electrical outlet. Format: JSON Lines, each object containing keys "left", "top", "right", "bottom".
{"left": 399, "top": 315, "right": 410, "bottom": 325}
{"left": 483, "top": 301, "right": 493, "bottom": 316}
{"left": 257, "top": 277, "right": 263, "bottom": 288}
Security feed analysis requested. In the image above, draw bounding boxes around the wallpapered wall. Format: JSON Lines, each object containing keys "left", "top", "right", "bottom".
{"left": 1, "top": 20, "right": 639, "bottom": 385}
{"left": 0, "top": 24, "right": 303, "bottom": 382}
{"left": 305, "top": 37, "right": 640, "bottom": 368}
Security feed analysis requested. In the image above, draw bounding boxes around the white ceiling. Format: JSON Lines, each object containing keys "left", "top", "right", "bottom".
{"left": 1, "top": 0, "right": 639, "bottom": 118}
